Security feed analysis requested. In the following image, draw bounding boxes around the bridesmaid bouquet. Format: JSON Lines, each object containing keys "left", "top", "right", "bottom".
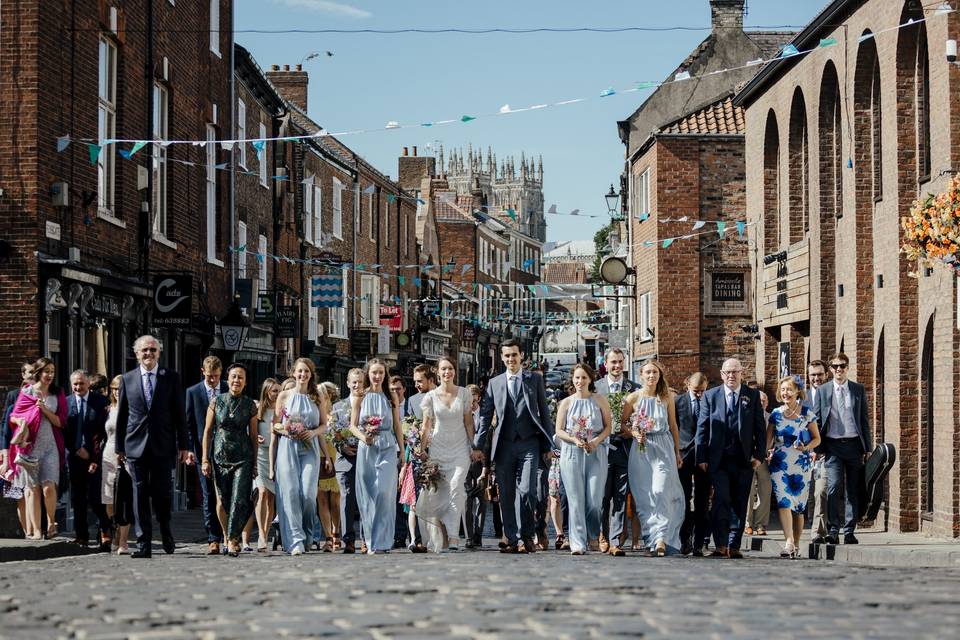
{"left": 364, "top": 415, "right": 384, "bottom": 437}
{"left": 608, "top": 391, "right": 627, "bottom": 434}
{"left": 573, "top": 416, "right": 593, "bottom": 443}
{"left": 324, "top": 423, "right": 354, "bottom": 446}
{"left": 630, "top": 410, "right": 654, "bottom": 452}
{"left": 285, "top": 415, "right": 311, "bottom": 450}
{"left": 417, "top": 458, "right": 445, "bottom": 492}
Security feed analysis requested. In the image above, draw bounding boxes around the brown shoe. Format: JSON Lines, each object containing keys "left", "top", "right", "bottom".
{"left": 598, "top": 534, "right": 610, "bottom": 554}
{"left": 343, "top": 541, "right": 355, "bottom": 554}
{"left": 609, "top": 545, "right": 626, "bottom": 557}
{"left": 501, "top": 543, "right": 519, "bottom": 554}
{"left": 522, "top": 538, "right": 537, "bottom": 554}
{"left": 360, "top": 542, "right": 368, "bottom": 554}
{"left": 207, "top": 542, "right": 220, "bottom": 556}
{"left": 728, "top": 548, "right": 744, "bottom": 559}
{"left": 710, "top": 547, "right": 728, "bottom": 558}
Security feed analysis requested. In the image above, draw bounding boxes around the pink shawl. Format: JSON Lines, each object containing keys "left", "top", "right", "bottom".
{"left": 4, "top": 387, "right": 66, "bottom": 481}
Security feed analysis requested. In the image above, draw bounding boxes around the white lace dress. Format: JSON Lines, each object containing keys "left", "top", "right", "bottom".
{"left": 415, "top": 386, "right": 472, "bottom": 552}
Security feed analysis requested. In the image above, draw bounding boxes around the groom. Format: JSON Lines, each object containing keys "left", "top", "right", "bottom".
{"left": 474, "top": 339, "right": 553, "bottom": 554}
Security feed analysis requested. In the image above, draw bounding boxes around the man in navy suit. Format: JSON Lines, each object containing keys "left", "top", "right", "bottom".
{"left": 116, "top": 335, "right": 193, "bottom": 558}
{"left": 814, "top": 352, "right": 872, "bottom": 545}
{"left": 695, "top": 358, "right": 766, "bottom": 558}
{"left": 184, "top": 355, "right": 227, "bottom": 554}
{"left": 594, "top": 348, "right": 636, "bottom": 556}
{"left": 675, "top": 372, "right": 709, "bottom": 556}
{"left": 474, "top": 339, "right": 553, "bottom": 554}
{"left": 65, "top": 369, "right": 110, "bottom": 549}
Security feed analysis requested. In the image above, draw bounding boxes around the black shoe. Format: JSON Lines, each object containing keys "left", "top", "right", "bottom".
{"left": 843, "top": 534, "right": 859, "bottom": 545}
{"left": 812, "top": 535, "right": 826, "bottom": 545}
{"left": 392, "top": 539, "right": 406, "bottom": 550}
{"left": 161, "top": 534, "right": 175, "bottom": 554}
{"left": 131, "top": 547, "right": 152, "bottom": 559}
{"left": 680, "top": 544, "right": 692, "bottom": 556}
{"left": 692, "top": 548, "right": 704, "bottom": 557}
{"left": 825, "top": 534, "right": 840, "bottom": 545}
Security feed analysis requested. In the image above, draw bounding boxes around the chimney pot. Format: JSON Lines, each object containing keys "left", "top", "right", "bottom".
{"left": 413, "top": 146, "right": 417, "bottom": 156}
{"left": 295, "top": 64, "right": 302, "bottom": 71}
{"left": 403, "top": 147, "right": 408, "bottom": 156}
{"left": 271, "top": 64, "right": 279, "bottom": 71}
{"left": 283, "top": 64, "right": 290, "bottom": 71}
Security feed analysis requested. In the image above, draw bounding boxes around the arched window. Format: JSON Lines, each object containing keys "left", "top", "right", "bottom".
{"left": 763, "top": 111, "right": 781, "bottom": 254}
{"left": 788, "top": 88, "right": 809, "bottom": 242}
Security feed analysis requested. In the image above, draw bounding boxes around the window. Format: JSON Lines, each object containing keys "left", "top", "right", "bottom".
{"left": 259, "top": 122, "right": 268, "bottom": 187}
{"left": 308, "top": 303, "right": 318, "bottom": 341}
{"left": 258, "top": 234, "right": 267, "bottom": 289}
{"left": 401, "top": 292, "right": 409, "bottom": 330}
{"left": 209, "top": 0, "right": 220, "bottom": 56}
{"left": 639, "top": 292, "right": 652, "bottom": 343}
{"left": 152, "top": 83, "right": 169, "bottom": 239}
{"left": 237, "top": 98, "right": 246, "bottom": 168}
{"left": 205, "top": 124, "right": 218, "bottom": 263}
{"left": 634, "top": 168, "right": 650, "bottom": 219}
{"left": 402, "top": 210, "right": 409, "bottom": 257}
{"left": 97, "top": 37, "right": 117, "bottom": 217}
{"left": 237, "top": 221, "right": 247, "bottom": 277}
{"left": 303, "top": 175, "right": 321, "bottom": 245}
{"left": 312, "top": 182, "right": 322, "bottom": 246}
{"left": 384, "top": 194, "right": 391, "bottom": 247}
{"left": 328, "top": 266, "right": 348, "bottom": 338}
{"left": 332, "top": 178, "right": 343, "bottom": 239}
{"left": 368, "top": 193, "right": 375, "bottom": 241}
{"left": 359, "top": 274, "right": 380, "bottom": 327}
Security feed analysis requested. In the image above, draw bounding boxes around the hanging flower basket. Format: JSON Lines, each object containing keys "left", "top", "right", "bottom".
{"left": 901, "top": 174, "right": 960, "bottom": 276}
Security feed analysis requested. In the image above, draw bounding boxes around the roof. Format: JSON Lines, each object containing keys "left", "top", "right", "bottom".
{"left": 543, "top": 262, "right": 588, "bottom": 285}
{"left": 660, "top": 94, "right": 744, "bottom": 135}
{"left": 544, "top": 240, "right": 596, "bottom": 260}
{"left": 735, "top": 0, "right": 859, "bottom": 107}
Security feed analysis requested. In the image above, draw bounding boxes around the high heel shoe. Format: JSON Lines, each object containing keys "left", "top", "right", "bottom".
{"left": 781, "top": 542, "right": 796, "bottom": 558}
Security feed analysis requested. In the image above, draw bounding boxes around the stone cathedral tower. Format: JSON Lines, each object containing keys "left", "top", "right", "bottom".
{"left": 438, "top": 144, "right": 546, "bottom": 242}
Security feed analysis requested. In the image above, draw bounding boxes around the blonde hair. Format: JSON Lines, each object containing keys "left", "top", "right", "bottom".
{"left": 775, "top": 376, "right": 805, "bottom": 403}
{"left": 634, "top": 359, "right": 670, "bottom": 400}
{"left": 256, "top": 378, "right": 279, "bottom": 422}
{"left": 290, "top": 358, "right": 324, "bottom": 410}
{"left": 109, "top": 374, "right": 122, "bottom": 408}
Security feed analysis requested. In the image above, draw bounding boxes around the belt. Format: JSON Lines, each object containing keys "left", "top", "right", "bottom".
{"left": 826, "top": 436, "right": 859, "bottom": 442}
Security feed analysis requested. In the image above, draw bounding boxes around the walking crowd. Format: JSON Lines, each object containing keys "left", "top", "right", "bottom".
{"left": 0, "top": 333, "right": 871, "bottom": 560}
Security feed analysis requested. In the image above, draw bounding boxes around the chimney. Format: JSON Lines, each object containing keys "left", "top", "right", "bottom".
{"left": 266, "top": 64, "right": 309, "bottom": 112}
{"left": 412, "top": 146, "right": 417, "bottom": 157}
{"left": 403, "top": 147, "right": 409, "bottom": 157}
{"left": 710, "top": 0, "right": 744, "bottom": 32}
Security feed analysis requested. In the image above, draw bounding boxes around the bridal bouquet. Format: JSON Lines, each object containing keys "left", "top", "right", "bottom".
{"left": 364, "top": 415, "right": 383, "bottom": 437}
{"left": 630, "top": 410, "right": 654, "bottom": 453}
{"left": 417, "top": 458, "right": 445, "bottom": 492}
{"left": 608, "top": 391, "right": 627, "bottom": 435}
{"left": 573, "top": 415, "right": 593, "bottom": 443}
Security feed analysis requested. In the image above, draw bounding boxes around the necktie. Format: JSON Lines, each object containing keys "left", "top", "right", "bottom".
{"left": 837, "top": 386, "right": 846, "bottom": 411}
{"left": 510, "top": 376, "right": 520, "bottom": 403}
{"left": 693, "top": 397, "right": 700, "bottom": 418}
{"left": 727, "top": 392, "right": 737, "bottom": 417}
{"left": 76, "top": 397, "right": 85, "bottom": 450}
{"left": 207, "top": 386, "right": 216, "bottom": 404}
{"left": 144, "top": 372, "right": 154, "bottom": 409}
{"left": 611, "top": 381, "right": 620, "bottom": 394}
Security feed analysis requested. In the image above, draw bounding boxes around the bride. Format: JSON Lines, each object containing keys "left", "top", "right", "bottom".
{"left": 415, "top": 356, "right": 474, "bottom": 552}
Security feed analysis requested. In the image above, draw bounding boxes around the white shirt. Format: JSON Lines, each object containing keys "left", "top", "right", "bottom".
{"left": 204, "top": 383, "right": 219, "bottom": 401}
{"left": 829, "top": 381, "right": 858, "bottom": 438}
{"left": 506, "top": 372, "right": 522, "bottom": 399}
{"left": 139, "top": 364, "right": 158, "bottom": 376}
{"left": 724, "top": 385, "right": 742, "bottom": 408}
{"left": 606, "top": 376, "right": 625, "bottom": 394}
{"left": 75, "top": 391, "right": 90, "bottom": 409}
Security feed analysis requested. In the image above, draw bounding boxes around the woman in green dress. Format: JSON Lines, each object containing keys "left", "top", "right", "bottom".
{"left": 201, "top": 363, "right": 258, "bottom": 557}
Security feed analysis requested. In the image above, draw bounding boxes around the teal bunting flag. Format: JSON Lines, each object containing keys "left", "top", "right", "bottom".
{"left": 717, "top": 221, "right": 727, "bottom": 237}
{"left": 460, "top": 115, "right": 476, "bottom": 123}
{"left": 736, "top": 221, "right": 746, "bottom": 238}
{"left": 87, "top": 144, "right": 102, "bottom": 164}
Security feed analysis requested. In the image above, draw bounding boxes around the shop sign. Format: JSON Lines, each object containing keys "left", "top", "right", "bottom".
{"left": 379, "top": 304, "right": 402, "bottom": 331}
{"left": 152, "top": 275, "right": 192, "bottom": 327}
{"left": 89, "top": 294, "right": 122, "bottom": 319}
{"left": 254, "top": 292, "right": 275, "bottom": 323}
{"left": 276, "top": 305, "right": 298, "bottom": 338}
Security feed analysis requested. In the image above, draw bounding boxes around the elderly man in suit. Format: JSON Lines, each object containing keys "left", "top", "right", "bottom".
{"left": 474, "top": 339, "right": 553, "bottom": 554}
{"left": 184, "top": 355, "right": 227, "bottom": 555}
{"left": 594, "top": 347, "right": 636, "bottom": 556}
{"left": 116, "top": 335, "right": 194, "bottom": 559}
{"left": 695, "top": 358, "right": 766, "bottom": 558}
{"left": 675, "top": 371, "right": 709, "bottom": 556}
{"left": 814, "top": 352, "right": 871, "bottom": 545}
{"left": 65, "top": 369, "right": 111, "bottom": 549}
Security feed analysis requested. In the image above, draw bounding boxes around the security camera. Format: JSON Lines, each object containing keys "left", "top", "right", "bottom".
{"left": 947, "top": 39, "right": 958, "bottom": 63}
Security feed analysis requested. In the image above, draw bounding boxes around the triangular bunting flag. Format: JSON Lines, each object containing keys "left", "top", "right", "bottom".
{"left": 56, "top": 136, "right": 71, "bottom": 152}
{"left": 87, "top": 144, "right": 102, "bottom": 164}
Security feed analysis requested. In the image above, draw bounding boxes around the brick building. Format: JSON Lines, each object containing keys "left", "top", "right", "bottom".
{"left": 541, "top": 241, "right": 602, "bottom": 365}
{"left": 617, "top": 0, "right": 794, "bottom": 385}
{"left": 735, "top": 0, "right": 960, "bottom": 536}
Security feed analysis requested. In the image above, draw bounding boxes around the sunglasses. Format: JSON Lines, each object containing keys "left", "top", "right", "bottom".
{"left": 829, "top": 363, "right": 848, "bottom": 370}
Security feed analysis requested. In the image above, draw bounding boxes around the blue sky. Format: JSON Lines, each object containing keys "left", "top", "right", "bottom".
{"left": 236, "top": 1, "right": 823, "bottom": 242}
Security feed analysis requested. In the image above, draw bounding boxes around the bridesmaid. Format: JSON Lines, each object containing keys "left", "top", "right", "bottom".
{"left": 253, "top": 378, "right": 280, "bottom": 552}
{"left": 201, "top": 363, "right": 258, "bottom": 557}
{"left": 621, "top": 359, "right": 684, "bottom": 556}
{"left": 554, "top": 363, "right": 612, "bottom": 555}
{"left": 350, "top": 358, "right": 403, "bottom": 554}
{"left": 100, "top": 375, "right": 131, "bottom": 554}
{"left": 272, "top": 359, "right": 331, "bottom": 556}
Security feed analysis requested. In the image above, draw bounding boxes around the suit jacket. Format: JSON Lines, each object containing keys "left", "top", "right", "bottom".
{"left": 674, "top": 391, "right": 703, "bottom": 456}
{"left": 64, "top": 392, "right": 108, "bottom": 457}
{"left": 475, "top": 370, "right": 552, "bottom": 459}
{"left": 594, "top": 376, "right": 636, "bottom": 396}
{"left": 695, "top": 385, "right": 765, "bottom": 471}
{"left": 116, "top": 366, "right": 188, "bottom": 461}
{"left": 814, "top": 380, "right": 872, "bottom": 452}
{"left": 406, "top": 392, "right": 426, "bottom": 420}
{"left": 185, "top": 380, "right": 228, "bottom": 455}
{"left": 1, "top": 387, "right": 20, "bottom": 450}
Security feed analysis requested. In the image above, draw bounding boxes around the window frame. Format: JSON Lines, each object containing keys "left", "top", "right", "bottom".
{"left": 634, "top": 168, "right": 650, "bottom": 220}
{"left": 328, "top": 266, "right": 349, "bottom": 338}
{"left": 209, "top": 0, "right": 220, "bottom": 57}
{"left": 237, "top": 221, "right": 247, "bottom": 277}
{"left": 237, "top": 98, "right": 247, "bottom": 169}
{"left": 639, "top": 291, "right": 652, "bottom": 343}
{"left": 151, "top": 82, "right": 171, "bottom": 242}
{"left": 359, "top": 274, "right": 381, "bottom": 328}
{"left": 97, "top": 36, "right": 117, "bottom": 219}
{"left": 332, "top": 178, "right": 343, "bottom": 239}
{"left": 205, "top": 124, "right": 221, "bottom": 265}
{"left": 258, "top": 121, "right": 268, "bottom": 188}
{"left": 258, "top": 234, "right": 267, "bottom": 289}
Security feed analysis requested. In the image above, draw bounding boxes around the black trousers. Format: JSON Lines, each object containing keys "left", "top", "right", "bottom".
{"left": 335, "top": 463, "right": 359, "bottom": 545}
{"left": 127, "top": 451, "right": 174, "bottom": 550}
{"left": 68, "top": 454, "right": 109, "bottom": 541}
{"left": 678, "top": 450, "right": 710, "bottom": 551}
{"left": 824, "top": 437, "right": 865, "bottom": 536}
{"left": 710, "top": 454, "right": 753, "bottom": 551}
{"left": 601, "top": 437, "right": 631, "bottom": 546}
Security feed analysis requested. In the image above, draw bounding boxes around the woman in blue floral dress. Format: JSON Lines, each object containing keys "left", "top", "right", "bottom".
{"left": 766, "top": 376, "right": 821, "bottom": 558}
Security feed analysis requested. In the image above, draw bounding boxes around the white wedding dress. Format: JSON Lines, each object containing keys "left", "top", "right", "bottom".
{"left": 415, "top": 386, "right": 472, "bottom": 552}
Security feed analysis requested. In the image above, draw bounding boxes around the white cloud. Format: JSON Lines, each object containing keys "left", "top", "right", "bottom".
{"left": 273, "top": 0, "right": 371, "bottom": 19}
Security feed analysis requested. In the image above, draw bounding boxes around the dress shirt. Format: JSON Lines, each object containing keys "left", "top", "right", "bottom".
{"left": 828, "top": 381, "right": 858, "bottom": 438}
{"left": 606, "top": 376, "right": 624, "bottom": 394}
{"left": 74, "top": 392, "right": 90, "bottom": 450}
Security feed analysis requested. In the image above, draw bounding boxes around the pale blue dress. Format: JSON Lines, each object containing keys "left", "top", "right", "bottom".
{"left": 356, "top": 391, "right": 398, "bottom": 553}
{"left": 627, "top": 395, "right": 684, "bottom": 554}
{"left": 275, "top": 392, "right": 321, "bottom": 554}
{"left": 558, "top": 395, "right": 608, "bottom": 553}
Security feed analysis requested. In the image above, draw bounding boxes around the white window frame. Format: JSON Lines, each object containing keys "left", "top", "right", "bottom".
{"left": 151, "top": 83, "right": 171, "bottom": 243}
{"left": 308, "top": 303, "right": 319, "bottom": 342}
{"left": 312, "top": 182, "right": 322, "bottom": 246}
{"left": 304, "top": 174, "right": 314, "bottom": 244}
{"left": 359, "top": 274, "right": 380, "bottom": 327}
{"left": 258, "top": 234, "right": 267, "bottom": 289}
{"left": 402, "top": 210, "right": 409, "bottom": 257}
{"left": 258, "top": 122, "right": 268, "bottom": 188}
{"left": 367, "top": 193, "right": 375, "bottom": 242}
{"left": 237, "top": 98, "right": 247, "bottom": 169}
{"left": 97, "top": 37, "right": 117, "bottom": 219}
{"left": 634, "top": 168, "right": 650, "bottom": 220}
{"left": 401, "top": 292, "right": 409, "bottom": 330}
{"left": 209, "top": 0, "right": 220, "bottom": 57}
{"left": 237, "top": 221, "right": 247, "bottom": 277}
{"left": 205, "top": 124, "right": 221, "bottom": 265}
{"left": 328, "top": 266, "right": 349, "bottom": 338}
{"left": 639, "top": 291, "right": 652, "bottom": 343}
{"left": 332, "top": 178, "right": 343, "bottom": 239}
{"left": 385, "top": 194, "right": 391, "bottom": 248}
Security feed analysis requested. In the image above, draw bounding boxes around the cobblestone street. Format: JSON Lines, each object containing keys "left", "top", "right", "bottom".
{"left": 1, "top": 541, "right": 958, "bottom": 639}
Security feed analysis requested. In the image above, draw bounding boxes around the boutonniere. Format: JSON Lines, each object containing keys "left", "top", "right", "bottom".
{"left": 741, "top": 396, "right": 750, "bottom": 407}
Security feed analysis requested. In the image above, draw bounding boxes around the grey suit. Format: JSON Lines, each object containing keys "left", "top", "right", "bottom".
{"left": 475, "top": 370, "right": 552, "bottom": 544}
{"left": 675, "top": 391, "right": 710, "bottom": 552}
{"left": 814, "top": 380, "right": 871, "bottom": 536}
{"left": 331, "top": 398, "right": 360, "bottom": 546}
{"left": 595, "top": 376, "right": 635, "bottom": 548}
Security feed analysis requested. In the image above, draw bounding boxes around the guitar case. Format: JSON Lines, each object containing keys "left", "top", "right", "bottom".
{"left": 860, "top": 443, "right": 896, "bottom": 521}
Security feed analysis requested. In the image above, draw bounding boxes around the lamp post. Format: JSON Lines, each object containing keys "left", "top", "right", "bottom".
{"left": 217, "top": 294, "right": 249, "bottom": 352}
{"left": 605, "top": 184, "right": 621, "bottom": 218}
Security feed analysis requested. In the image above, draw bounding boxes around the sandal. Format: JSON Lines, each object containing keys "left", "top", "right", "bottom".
{"left": 555, "top": 534, "right": 565, "bottom": 550}
{"left": 322, "top": 537, "right": 334, "bottom": 553}
{"left": 744, "top": 527, "right": 754, "bottom": 536}
{"left": 755, "top": 527, "right": 767, "bottom": 536}
{"left": 46, "top": 522, "right": 59, "bottom": 539}
{"left": 332, "top": 535, "right": 341, "bottom": 550}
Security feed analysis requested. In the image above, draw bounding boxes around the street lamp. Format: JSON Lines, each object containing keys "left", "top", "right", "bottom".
{"left": 605, "top": 184, "right": 621, "bottom": 219}
{"left": 217, "top": 295, "right": 249, "bottom": 351}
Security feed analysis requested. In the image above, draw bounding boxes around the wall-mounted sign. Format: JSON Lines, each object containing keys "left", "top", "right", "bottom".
{"left": 704, "top": 270, "right": 750, "bottom": 317}
{"left": 275, "top": 305, "right": 298, "bottom": 338}
{"left": 254, "top": 292, "right": 275, "bottom": 323}
{"left": 711, "top": 272, "right": 746, "bottom": 302}
{"left": 152, "top": 275, "right": 192, "bottom": 327}
{"left": 379, "top": 304, "right": 402, "bottom": 331}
